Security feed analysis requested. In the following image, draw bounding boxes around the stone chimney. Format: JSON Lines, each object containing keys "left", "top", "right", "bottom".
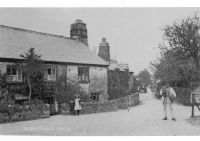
{"left": 70, "top": 19, "right": 88, "bottom": 46}
{"left": 98, "top": 38, "right": 110, "bottom": 62}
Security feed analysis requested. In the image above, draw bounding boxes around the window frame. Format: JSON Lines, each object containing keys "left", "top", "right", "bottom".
{"left": 91, "top": 93, "right": 100, "bottom": 102}
{"left": 45, "top": 66, "right": 57, "bottom": 81}
{"left": 6, "top": 65, "right": 22, "bottom": 82}
{"left": 78, "top": 67, "right": 89, "bottom": 83}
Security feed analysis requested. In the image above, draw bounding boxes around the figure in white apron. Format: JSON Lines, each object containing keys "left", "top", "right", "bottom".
{"left": 74, "top": 94, "right": 81, "bottom": 115}
{"left": 160, "top": 82, "right": 176, "bottom": 121}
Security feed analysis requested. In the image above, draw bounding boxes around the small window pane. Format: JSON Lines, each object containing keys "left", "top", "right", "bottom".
{"left": 18, "top": 69, "right": 22, "bottom": 75}
{"left": 78, "top": 76, "right": 81, "bottom": 82}
{"left": 85, "top": 76, "right": 88, "bottom": 82}
{"left": 47, "top": 68, "right": 51, "bottom": 75}
{"left": 7, "top": 67, "right": 11, "bottom": 75}
{"left": 6, "top": 66, "right": 22, "bottom": 82}
{"left": 91, "top": 93, "right": 99, "bottom": 101}
{"left": 78, "top": 67, "right": 89, "bottom": 83}
{"left": 52, "top": 68, "right": 56, "bottom": 75}
{"left": 12, "top": 68, "right": 17, "bottom": 75}
{"left": 45, "top": 67, "right": 56, "bottom": 81}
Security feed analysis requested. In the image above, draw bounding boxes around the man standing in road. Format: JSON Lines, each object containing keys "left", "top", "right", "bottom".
{"left": 160, "top": 82, "right": 176, "bottom": 121}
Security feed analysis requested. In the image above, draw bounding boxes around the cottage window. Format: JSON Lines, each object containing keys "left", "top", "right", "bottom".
{"left": 6, "top": 66, "right": 22, "bottom": 82}
{"left": 45, "top": 67, "right": 56, "bottom": 81}
{"left": 78, "top": 67, "right": 89, "bottom": 83}
{"left": 91, "top": 93, "right": 99, "bottom": 102}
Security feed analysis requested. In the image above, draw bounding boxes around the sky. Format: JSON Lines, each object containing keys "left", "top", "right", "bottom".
{"left": 0, "top": 8, "right": 199, "bottom": 74}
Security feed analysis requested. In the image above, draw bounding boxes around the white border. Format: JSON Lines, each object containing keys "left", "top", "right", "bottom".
{"left": 0, "top": 0, "right": 200, "bottom": 7}
{"left": 1, "top": 0, "right": 200, "bottom": 141}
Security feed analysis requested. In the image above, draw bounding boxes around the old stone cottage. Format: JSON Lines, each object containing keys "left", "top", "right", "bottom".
{"left": 0, "top": 19, "right": 109, "bottom": 104}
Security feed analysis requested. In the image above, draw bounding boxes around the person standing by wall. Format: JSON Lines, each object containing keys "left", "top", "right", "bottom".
{"left": 160, "top": 82, "right": 176, "bottom": 121}
{"left": 74, "top": 94, "right": 81, "bottom": 115}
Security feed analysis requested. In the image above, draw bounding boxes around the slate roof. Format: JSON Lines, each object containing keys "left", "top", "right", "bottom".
{"left": 109, "top": 59, "right": 129, "bottom": 71}
{"left": 109, "top": 63, "right": 129, "bottom": 71}
{"left": 0, "top": 25, "right": 108, "bottom": 66}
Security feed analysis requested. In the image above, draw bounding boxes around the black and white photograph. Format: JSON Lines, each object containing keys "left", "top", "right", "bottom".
{"left": 0, "top": 1, "right": 200, "bottom": 137}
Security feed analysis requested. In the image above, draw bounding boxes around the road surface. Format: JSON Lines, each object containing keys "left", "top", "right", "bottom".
{"left": 0, "top": 90, "right": 200, "bottom": 135}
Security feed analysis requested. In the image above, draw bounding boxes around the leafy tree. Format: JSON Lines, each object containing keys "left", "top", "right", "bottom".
{"left": 161, "top": 12, "right": 200, "bottom": 80}
{"left": 137, "top": 69, "right": 152, "bottom": 87}
{"left": 151, "top": 12, "right": 200, "bottom": 86}
{"left": 150, "top": 49, "right": 196, "bottom": 87}
{"left": 20, "top": 48, "right": 44, "bottom": 104}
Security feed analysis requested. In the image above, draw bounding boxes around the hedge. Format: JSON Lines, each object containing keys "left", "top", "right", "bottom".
{"left": 0, "top": 101, "right": 50, "bottom": 123}
{"left": 173, "top": 87, "right": 191, "bottom": 106}
{"left": 108, "top": 87, "right": 131, "bottom": 100}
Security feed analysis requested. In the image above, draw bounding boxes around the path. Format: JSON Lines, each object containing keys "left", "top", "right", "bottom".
{"left": 0, "top": 89, "right": 200, "bottom": 135}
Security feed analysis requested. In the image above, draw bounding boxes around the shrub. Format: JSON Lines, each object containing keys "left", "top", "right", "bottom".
{"left": 55, "top": 78, "right": 91, "bottom": 105}
{"left": 173, "top": 87, "right": 191, "bottom": 106}
{"left": 108, "top": 86, "right": 130, "bottom": 100}
{"left": 0, "top": 98, "right": 50, "bottom": 123}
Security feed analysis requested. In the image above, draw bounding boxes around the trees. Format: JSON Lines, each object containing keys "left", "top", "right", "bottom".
{"left": 137, "top": 69, "right": 152, "bottom": 87}
{"left": 151, "top": 12, "right": 200, "bottom": 85}
{"left": 164, "top": 12, "right": 200, "bottom": 78}
{"left": 20, "top": 48, "right": 44, "bottom": 104}
{"left": 151, "top": 47, "right": 197, "bottom": 82}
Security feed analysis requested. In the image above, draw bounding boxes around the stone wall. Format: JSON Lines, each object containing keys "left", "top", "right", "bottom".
{"left": 60, "top": 92, "right": 139, "bottom": 115}
{"left": 128, "top": 93, "right": 140, "bottom": 107}
{"left": 80, "top": 92, "right": 139, "bottom": 114}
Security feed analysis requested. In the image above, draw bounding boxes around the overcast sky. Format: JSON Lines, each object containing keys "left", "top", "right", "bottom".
{"left": 0, "top": 8, "right": 199, "bottom": 74}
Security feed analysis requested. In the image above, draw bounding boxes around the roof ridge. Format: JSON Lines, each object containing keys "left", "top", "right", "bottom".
{"left": 0, "top": 24, "right": 75, "bottom": 40}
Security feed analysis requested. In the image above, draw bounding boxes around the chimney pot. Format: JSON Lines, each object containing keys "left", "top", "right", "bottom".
{"left": 102, "top": 38, "right": 106, "bottom": 42}
{"left": 98, "top": 37, "right": 110, "bottom": 62}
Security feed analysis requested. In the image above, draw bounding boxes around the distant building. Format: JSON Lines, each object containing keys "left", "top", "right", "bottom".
{"left": 97, "top": 38, "right": 134, "bottom": 95}
{"left": 0, "top": 20, "right": 109, "bottom": 104}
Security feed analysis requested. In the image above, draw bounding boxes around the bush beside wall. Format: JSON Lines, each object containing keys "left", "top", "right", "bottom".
{"left": 173, "top": 87, "right": 191, "bottom": 106}
{"left": 108, "top": 87, "right": 132, "bottom": 100}
{"left": 0, "top": 103, "right": 50, "bottom": 123}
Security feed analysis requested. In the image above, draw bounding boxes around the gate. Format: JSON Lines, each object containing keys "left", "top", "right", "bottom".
{"left": 191, "top": 94, "right": 200, "bottom": 117}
